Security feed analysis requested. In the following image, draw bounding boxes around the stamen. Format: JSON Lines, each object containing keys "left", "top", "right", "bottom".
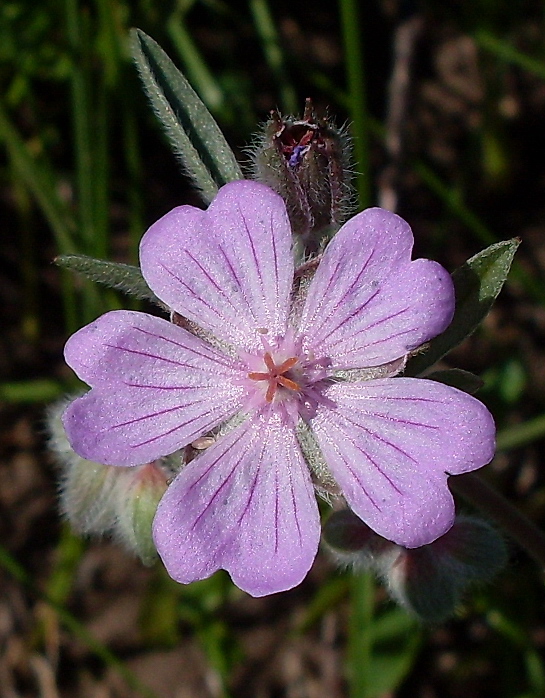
{"left": 277, "top": 376, "right": 301, "bottom": 392}
{"left": 248, "top": 371, "right": 270, "bottom": 381}
{"left": 263, "top": 352, "right": 276, "bottom": 372}
{"left": 277, "top": 357, "right": 299, "bottom": 373}
{"left": 265, "top": 381, "right": 276, "bottom": 403}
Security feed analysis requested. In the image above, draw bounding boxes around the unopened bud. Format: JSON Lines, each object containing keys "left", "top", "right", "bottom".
{"left": 376, "top": 516, "right": 508, "bottom": 623}
{"left": 322, "top": 509, "right": 393, "bottom": 569}
{"left": 250, "top": 99, "right": 354, "bottom": 250}
{"left": 115, "top": 462, "right": 168, "bottom": 566}
{"left": 47, "top": 396, "right": 121, "bottom": 534}
{"left": 47, "top": 396, "right": 169, "bottom": 565}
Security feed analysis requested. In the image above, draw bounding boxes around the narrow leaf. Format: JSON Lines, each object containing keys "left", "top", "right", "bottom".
{"left": 406, "top": 238, "right": 520, "bottom": 376}
{"left": 130, "top": 29, "right": 243, "bottom": 203}
{"left": 55, "top": 254, "right": 160, "bottom": 304}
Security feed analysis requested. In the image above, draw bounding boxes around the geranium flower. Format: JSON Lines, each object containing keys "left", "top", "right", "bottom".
{"left": 63, "top": 181, "right": 495, "bottom": 597}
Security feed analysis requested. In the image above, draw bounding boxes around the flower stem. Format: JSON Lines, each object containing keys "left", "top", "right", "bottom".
{"left": 450, "top": 472, "right": 545, "bottom": 567}
{"left": 339, "top": 0, "right": 372, "bottom": 209}
{"left": 348, "top": 571, "right": 374, "bottom": 698}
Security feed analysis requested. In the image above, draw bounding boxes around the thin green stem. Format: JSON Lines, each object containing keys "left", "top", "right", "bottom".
{"left": 450, "top": 472, "right": 545, "bottom": 568}
{"left": 496, "top": 414, "right": 545, "bottom": 452}
{"left": 167, "top": 13, "right": 227, "bottom": 116}
{"left": 339, "top": 0, "right": 371, "bottom": 208}
{"left": 249, "top": 0, "right": 298, "bottom": 114}
{"left": 66, "top": 0, "right": 95, "bottom": 248}
{"left": 348, "top": 571, "right": 374, "bottom": 698}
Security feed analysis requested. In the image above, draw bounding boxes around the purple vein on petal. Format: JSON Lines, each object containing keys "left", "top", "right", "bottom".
{"left": 336, "top": 307, "right": 411, "bottom": 346}
{"left": 306, "top": 249, "right": 376, "bottom": 339}
{"left": 189, "top": 434, "right": 251, "bottom": 530}
{"left": 109, "top": 403, "right": 188, "bottom": 430}
{"left": 287, "top": 458, "right": 303, "bottom": 547}
{"left": 356, "top": 411, "right": 441, "bottom": 430}
{"left": 130, "top": 408, "right": 218, "bottom": 448}
{"left": 190, "top": 465, "right": 239, "bottom": 532}
{"left": 332, "top": 413, "right": 410, "bottom": 494}
{"left": 189, "top": 432, "right": 249, "bottom": 494}
{"left": 361, "top": 393, "right": 444, "bottom": 405}
{"left": 185, "top": 251, "right": 246, "bottom": 320}
{"left": 303, "top": 256, "right": 342, "bottom": 324}
{"left": 121, "top": 383, "right": 213, "bottom": 390}
{"left": 158, "top": 262, "right": 239, "bottom": 322}
{"left": 133, "top": 327, "right": 237, "bottom": 369}
{"left": 238, "top": 204, "right": 263, "bottom": 293}
{"left": 273, "top": 468, "right": 280, "bottom": 553}
{"left": 104, "top": 343, "right": 201, "bottom": 369}
{"left": 270, "top": 209, "right": 280, "bottom": 302}
{"left": 316, "top": 286, "right": 382, "bottom": 343}
{"left": 235, "top": 461, "right": 261, "bottom": 528}
{"left": 320, "top": 422, "right": 382, "bottom": 509}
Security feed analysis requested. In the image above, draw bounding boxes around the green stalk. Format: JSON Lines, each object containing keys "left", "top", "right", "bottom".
{"left": 249, "top": 0, "right": 297, "bottom": 114}
{"left": 348, "top": 572, "right": 375, "bottom": 698}
{"left": 496, "top": 413, "right": 545, "bottom": 452}
{"left": 167, "top": 13, "right": 226, "bottom": 115}
{"left": 66, "top": 0, "right": 95, "bottom": 249}
{"left": 339, "top": 0, "right": 371, "bottom": 208}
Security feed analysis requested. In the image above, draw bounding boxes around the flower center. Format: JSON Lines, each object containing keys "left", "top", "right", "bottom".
{"left": 248, "top": 352, "right": 301, "bottom": 403}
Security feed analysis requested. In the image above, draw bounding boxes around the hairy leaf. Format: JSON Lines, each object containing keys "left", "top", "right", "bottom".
{"left": 55, "top": 254, "right": 160, "bottom": 304}
{"left": 130, "top": 29, "right": 242, "bottom": 203}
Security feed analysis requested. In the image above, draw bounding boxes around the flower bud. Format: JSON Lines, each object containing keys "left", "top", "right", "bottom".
{"left": 250, "top": 99, "right": 354, "bottom": 250}
{"left": 376, "top": 516, "right": 508, "bottom": 623}
{"left": 114, "top": 462, "right": 168, "bottom": 566}
{"left": 322, "top": 509, "right": 393, "bottom": 569}
{"left": 47, "top": 396, "right": 168, "bottom": 565}
{"left": 47, "top": 396, "right": 121, "bottom": 534}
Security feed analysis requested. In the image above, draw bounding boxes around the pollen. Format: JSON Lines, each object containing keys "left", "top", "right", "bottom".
{"left": 248, "top": 352, "right": 301, "bottom": 402}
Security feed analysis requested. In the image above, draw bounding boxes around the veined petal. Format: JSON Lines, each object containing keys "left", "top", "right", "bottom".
{"left": 140, "top": 181, "right": 294, "bottom": 352}
{"left": 298, "top": 208, "right": 454, "bottom": 368}
{"left": 63, "top": 310, "right": 245, "bottom": 465}
{"left": 153, "top": 412, "right": 320, "bottom": 597}
{"left": 310, "top": 378, "right": 495, "bottom": 547}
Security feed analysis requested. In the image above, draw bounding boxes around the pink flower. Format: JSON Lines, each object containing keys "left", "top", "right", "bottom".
{"left": 63, "top": 181, "right": 495, "bottom": 596}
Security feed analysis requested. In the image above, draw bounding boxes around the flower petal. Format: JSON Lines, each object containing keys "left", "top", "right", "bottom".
{"left": 310, "top": 378, "right": 495, "bottom": 547}
{"left": 140, "top": 181, "right": 294, "bottom": 352}
{"left": 63, "top": 310, "right": 245, "bottom": 465}
{"left": 153, "top": 412, "right": 320, "bottom": 597}
{"left": 298, "top": 208, "right": 454, "bottom": 368}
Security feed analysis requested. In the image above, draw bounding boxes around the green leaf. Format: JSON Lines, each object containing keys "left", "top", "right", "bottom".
{"left": 405, "top": 238, "right": 520, "bottom": 376}
{"left": 426, "top": 368, "right": 484, "bottom": 394}
{"left": 130, "top": 28, "right": 243, "bottom": 203}
{"left": 55, "top": 254, "right": 160, "bottom": 304}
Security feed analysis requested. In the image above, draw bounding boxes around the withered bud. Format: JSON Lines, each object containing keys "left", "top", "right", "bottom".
{"left": 250, "top": 99, "right": 355, "bottom": 251}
